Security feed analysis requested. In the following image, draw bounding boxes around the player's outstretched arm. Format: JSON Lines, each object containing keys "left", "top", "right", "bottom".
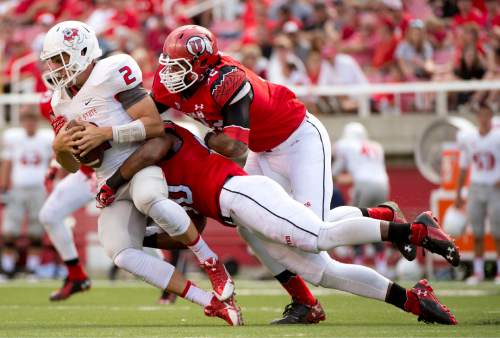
{"left": 205, "top": 132, "right": 248, "bottom": 158}
{"left": 96, "top": 133, "right": 176, "bottom": 207}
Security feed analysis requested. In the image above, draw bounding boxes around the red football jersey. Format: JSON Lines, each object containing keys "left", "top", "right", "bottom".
{"left": 159, "top": 121, "right": 246, "bottom": 224}
{"left": 151, "top": 55, "right": 306, "bottom": 152}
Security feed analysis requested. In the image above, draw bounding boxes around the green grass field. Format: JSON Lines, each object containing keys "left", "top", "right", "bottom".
{"left": 0, "top": 279, "right": 499, "bottom": 337}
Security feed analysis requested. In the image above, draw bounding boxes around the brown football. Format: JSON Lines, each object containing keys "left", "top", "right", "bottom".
{"left": 66, "top": 120, "right": 111, "bottom": 168}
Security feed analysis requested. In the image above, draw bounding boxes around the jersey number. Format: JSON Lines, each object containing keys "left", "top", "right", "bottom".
{"left": 473, "top": 152, "right": 495, "bottom": 171}
{"left": 119, "top": 66, "right": 136, "bottom": 85}
{"left": 168, "top": 185, "right": 194, "bottom": 211}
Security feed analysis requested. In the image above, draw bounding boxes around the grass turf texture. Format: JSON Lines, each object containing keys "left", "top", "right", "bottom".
{"left": 0, "top": 280, "right": 499, "bottom": 337}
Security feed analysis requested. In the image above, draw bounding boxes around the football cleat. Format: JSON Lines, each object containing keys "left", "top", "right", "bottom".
{"left": 379, "top": 201, "right": 417, "bottom": 261}
{"left": 411, "top": 212, "right": 460, "bottom": 266}
{"left": 204, "top": 296, "right": 243, "bottom": 326}
{"left": 49, "top": 277, "right": 91, "bottom": 301}
{"left": 270, "top": 300, "right": 326, "bottom": 324}
{"left": 406, "top": 279, "right": 457, "bottom": 325}
{"left": 201, "top": 257, "right": 234, "bottom": 301}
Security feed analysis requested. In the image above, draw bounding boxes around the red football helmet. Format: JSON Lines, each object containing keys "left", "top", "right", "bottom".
{"left": 159, "top": 25, "right": 220, "bottom": 93}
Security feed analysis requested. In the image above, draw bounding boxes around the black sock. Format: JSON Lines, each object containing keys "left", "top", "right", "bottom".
{"left": 387, "top": 222, "right": 411, "bottom": 243}
{"left": 64, "top": 258, "right": 79, "bottom": 266}
{"left": 385, "top": 282, "right": 408, "bottom": 310}
{"left": 274, "top": 270, "right": 296, "bottom": 284}
{"left": 360, "top": 208, "right": 370, "bottom": 217}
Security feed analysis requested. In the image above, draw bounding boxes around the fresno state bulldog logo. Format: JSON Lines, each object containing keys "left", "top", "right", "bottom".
{"left": 62, "top": 28, "right": 84, "bottom": 48}
{"left": 186, "top": 36, "right": 213, "bottom": 57}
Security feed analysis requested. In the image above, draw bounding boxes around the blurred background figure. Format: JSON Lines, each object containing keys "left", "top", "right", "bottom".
{"left": 0, "top": 107, "right": 53, "bottom": 279}
{"left": 455, "top": 103, "right": 500, "bottom": 285}
{"left": 332, "top": 122, "right": 390, "bottom": 276}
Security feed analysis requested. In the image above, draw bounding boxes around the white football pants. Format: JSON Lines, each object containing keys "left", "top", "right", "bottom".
{"left": 39, "top": 170, "right": 95, "bottom": 261}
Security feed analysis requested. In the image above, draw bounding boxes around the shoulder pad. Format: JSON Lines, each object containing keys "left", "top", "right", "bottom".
{"left": 210, "top": 66, "right": 247, "bottom": 108}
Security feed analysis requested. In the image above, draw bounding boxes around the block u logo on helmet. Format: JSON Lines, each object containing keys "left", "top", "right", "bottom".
{"left": 186, "top": 36, "right": 213, "bottom": 56}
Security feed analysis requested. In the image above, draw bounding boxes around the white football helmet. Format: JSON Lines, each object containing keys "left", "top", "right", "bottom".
{"left": 342, "top": 122, "right": 368, "bottom": 140}
{"left": 443, "top": 206, "right": 467, "bottom": 237}
{"left": 40, "top": 21, "right": 102, "bottom": 89}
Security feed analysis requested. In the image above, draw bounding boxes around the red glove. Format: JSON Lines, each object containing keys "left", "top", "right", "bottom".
{"left": 51, "top": 115, "right": 67, "bottom": 134}
{"left": 44, "top": 166, "right": 58, "bottom": 192}
{"left": 96, "top": 184, "right": 116, "bottom": 208}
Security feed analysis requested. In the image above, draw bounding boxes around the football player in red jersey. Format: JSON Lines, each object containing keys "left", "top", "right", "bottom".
{"left": 147, "top": 25, "right": 418, "bottom": 323}
{"left": 96, "top": 122, "right": 459, "bottom": 325}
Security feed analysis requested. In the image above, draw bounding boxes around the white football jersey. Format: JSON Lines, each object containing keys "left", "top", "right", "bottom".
{"left": 457, "top": 128, "right": 500, "bottom": 185}
{"left": 1, "top": 128, "right": 53, "bottom": 188}
{"left": 332, "top": 138, "right": 389, "bottom": 185}
{"left": 51, "top": 54, "right": 143, "bottom": 186}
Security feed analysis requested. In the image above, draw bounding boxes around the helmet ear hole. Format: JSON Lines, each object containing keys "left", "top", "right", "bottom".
{"left": 81, "top": 47, "right": 87, "bottom": 56}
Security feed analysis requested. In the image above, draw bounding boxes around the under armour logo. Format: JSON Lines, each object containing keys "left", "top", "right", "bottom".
{"left": 195, "top": 104, "right": 204, "bottom": 111}
{"left": 416, "top": 290, "right": 428, "bottom": 297}
{"left": 405, "top": 245, "right": 412, "bottom": 252}
{"left": 304, "top": 201, "right": 312, "bottom": 208}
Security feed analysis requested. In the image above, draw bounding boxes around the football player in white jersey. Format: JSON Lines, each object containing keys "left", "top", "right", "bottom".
{"left": 332, "top": 122, "right": 393, "bottom": 275}
{"left": 37, "top": 91, "right": 95, "bottom": 300}
{"left": 40, "top": 21, "right": 241, "bottom": 325}
{"left": 455, "top": 103, "right": 500, "bottom": 285}
{"left": 0, "top": 108, "right": 53, "bottom": 278}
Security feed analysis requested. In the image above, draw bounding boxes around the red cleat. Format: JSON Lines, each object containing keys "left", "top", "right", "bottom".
{"left": 405, "top": 279, "right": 457, "bottom": 325}
{"left": 49, "top": 278, "right": 91, "bottom": 301}
{"left": 204, "top": 296, "right": 243, "bottom": 326}
{"left": 411, "top": 212, "right": 460, "bottom": 266}
{"left": 379, "top": 201, "right": 417, "bottom": 261}
{"left": 201, "top": 257, "right": 234, "bottom": 300}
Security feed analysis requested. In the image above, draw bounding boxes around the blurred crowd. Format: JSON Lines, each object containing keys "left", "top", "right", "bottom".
{"left": 0, "top": 0, "right": 499, "bottom": 115}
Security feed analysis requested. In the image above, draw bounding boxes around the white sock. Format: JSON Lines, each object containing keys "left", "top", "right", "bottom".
{"left": 1, "top": 254, "right": 16, "bottom": 273}
{"left": 318, "top": 217, "right": 382, "bottom": 251}
{"left": 473, "top": 257, "right": 484, "bottom": 278}
{"left": 320, "top": 258, "right": 390, "bottom": 301}
{"left": 187, "top": 235, "right": 217, "bottom": 263}
{"left": 26, "top": 254, "right": 40, "bottom": 272}
{"left": 114, "top": 248, "right": 175, "bottom": 289}
{"left": 182, "top": 281, "right": 213, "bottom": 307}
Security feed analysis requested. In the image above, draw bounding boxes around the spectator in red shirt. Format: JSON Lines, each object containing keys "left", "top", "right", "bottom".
{"left": 453, "top": 0, "right": 487, "bottom": 28}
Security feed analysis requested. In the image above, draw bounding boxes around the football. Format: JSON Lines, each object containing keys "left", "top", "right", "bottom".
{"left": 66, "top": 120, "right": 110, "bottom": 168}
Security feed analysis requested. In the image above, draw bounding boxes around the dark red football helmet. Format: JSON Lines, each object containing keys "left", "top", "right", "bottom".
{"left": 159, "top": 25, "right": 220, "bottom": 93}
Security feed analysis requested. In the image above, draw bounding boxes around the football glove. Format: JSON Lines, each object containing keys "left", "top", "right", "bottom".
{"left": 96, "top": 184, "right": 116, "bottom": 208}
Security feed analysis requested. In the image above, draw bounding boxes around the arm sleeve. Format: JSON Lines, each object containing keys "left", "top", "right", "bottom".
{"left": 115, "top": 84, "right": 149, "bottom": 110}
{"left": 220, "top": 88, "right": 253, "bottom": 145}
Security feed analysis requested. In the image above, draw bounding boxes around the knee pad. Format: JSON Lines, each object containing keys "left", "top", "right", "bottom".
{"left": 148, "top": 199, "right": 190, "bottom": 237}
{"left": 130, "top": 172, "right": 168, "bottom": 215}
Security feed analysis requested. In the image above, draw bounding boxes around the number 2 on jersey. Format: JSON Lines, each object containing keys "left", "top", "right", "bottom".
{"left": 119, "top": 66, "right": 136, "bottom": 85}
